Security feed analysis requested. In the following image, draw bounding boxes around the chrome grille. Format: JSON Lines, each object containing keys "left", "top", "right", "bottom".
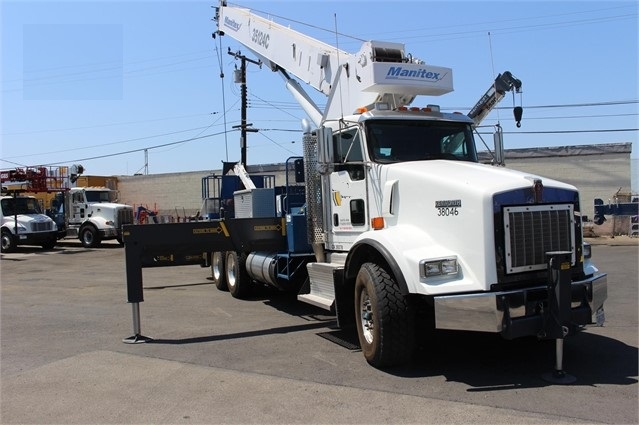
{"left": 118, "top": 208, "right": 134, "bottom": 227}
{"left": 504, "top": 204, "right": 575, "bottom": 273}
{"left": 31, "top": 221, "right": 53, "bottom": 232}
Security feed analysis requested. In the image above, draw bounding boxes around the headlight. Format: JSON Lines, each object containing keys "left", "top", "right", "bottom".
{"left": 583, "top": 242, "right": 592, "bottom": 259}
{"left": 420, "top": 257, "right": 458, "bottom": 278}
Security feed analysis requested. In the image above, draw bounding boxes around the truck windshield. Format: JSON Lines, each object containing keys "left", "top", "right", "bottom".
{"left": 1, "top": 198, "right": 42, "bottom": 215}
{"left": 85, "top": 190, "right": 114, "bottom": 203}
{"left": 365, "top": 119, "right": 478, "bottom": 163}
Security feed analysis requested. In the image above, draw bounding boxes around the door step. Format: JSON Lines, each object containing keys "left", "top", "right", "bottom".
{"left": 297, "top": 293, "right": 334, "bottom": 311}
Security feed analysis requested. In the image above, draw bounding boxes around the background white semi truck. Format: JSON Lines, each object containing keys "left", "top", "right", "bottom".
{"left": 49, "top": 187, "right": 134, "bottom": 248}
{"left": 121, "top": 2, "right": 608, "bottom": 372}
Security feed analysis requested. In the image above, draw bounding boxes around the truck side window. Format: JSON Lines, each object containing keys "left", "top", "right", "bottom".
{"left": 350, "top": 199, "right": 366, "bottom": 226}
{"left": 334, "top": 129, "right": 365, "bottom": 181}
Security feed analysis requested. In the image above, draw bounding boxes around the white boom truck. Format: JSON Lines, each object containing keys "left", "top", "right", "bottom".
{"left": 209, "top": 2, "right": 607, "bottom": 368}
{"left": 49, "top": 187, "right": 134, "bottom": 248}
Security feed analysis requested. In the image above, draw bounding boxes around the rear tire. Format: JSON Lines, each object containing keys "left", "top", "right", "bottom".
{"left": 354, "top": 262, "right": 414, "bottom": 368}
{"left": 225, "top": 251, "right": 252, "bottom": 299}
{"left": 1, "top": 229, "right": 16, "bottom": 253}
{"left": 212, "top": 251, "right": 228, "bottom": 290}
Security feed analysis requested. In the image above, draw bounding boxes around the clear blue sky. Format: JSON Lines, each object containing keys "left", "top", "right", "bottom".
{"left": 1, "top": 0, "right": 637, "bottom": 177}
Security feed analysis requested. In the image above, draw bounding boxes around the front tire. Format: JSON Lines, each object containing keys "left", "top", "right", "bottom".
{"left": 80, "top": 226, "right": 101, "bottom": 248}
{"left": 225, "top": 251, "right": 252, "bottom": 299}
{"left": 42, "top": 236, "right": 57, "bottom": 250}
{"left": 1, "top": 229, "right": 16, "bottom": 253}
{"left": 212, "top": 251, "right": 228, "bottom": 290}
{"left": 354, "top": 262, "right": 414, "bottom": 368}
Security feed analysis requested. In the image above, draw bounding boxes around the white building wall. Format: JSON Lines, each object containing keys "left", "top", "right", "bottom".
{"left": 506, "top": 153, "right": 631, "bottom": 219}
{"left": 117, "top": 171, "right": 211, "bottom": 220}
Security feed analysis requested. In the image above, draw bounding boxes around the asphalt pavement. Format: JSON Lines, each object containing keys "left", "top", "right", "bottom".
{"left": 1, "top": 238, "right": 637, "bottom": 424}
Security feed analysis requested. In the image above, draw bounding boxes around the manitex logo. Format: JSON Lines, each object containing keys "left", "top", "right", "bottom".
{"left": 386, "top": 66, "right": 443, "bottom": 81}
{"left": 224, "top": 17, "right": 241, "bottom": 31}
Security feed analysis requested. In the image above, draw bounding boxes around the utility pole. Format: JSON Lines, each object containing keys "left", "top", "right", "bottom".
{"left": 228, "top": 49, "right": 260, "bottom": 167}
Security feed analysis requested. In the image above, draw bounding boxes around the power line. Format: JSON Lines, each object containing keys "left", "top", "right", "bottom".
{"left": 34, "top": 130, "right": 234, "bottom": 167}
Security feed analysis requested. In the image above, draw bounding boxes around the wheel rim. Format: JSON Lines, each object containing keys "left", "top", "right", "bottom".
{"left": 359, "top": 287, "right": 374, "bottom": 344}
{"left": 1, "top": 234, "right": 11, "bottom": 250}
{"left": 227, "top": 254, "right": 236, "bottom": 288}
{"left": 83, "top": 230, "right": 93, "bottom": 245}
{"left": 212, "top": 252, "right": 223, "bottom": 281}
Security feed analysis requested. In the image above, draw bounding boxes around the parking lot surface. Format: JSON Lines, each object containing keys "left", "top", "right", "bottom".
{"left": 1, "top": 239, "right": 637, "bottom": 424}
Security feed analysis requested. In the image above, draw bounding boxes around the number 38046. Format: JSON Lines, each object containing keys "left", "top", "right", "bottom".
{"left": 437, "top": 207, "right": 459, "bottom": 216}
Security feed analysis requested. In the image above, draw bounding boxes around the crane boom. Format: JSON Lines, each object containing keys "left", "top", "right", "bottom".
{"left": 467, "top": 71, "right": 522, "bottom": 127}
{"left": 214, "top": 2, "right": 454, "bottom": 126}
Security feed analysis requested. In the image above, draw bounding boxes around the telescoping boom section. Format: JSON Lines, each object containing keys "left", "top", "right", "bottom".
{"left": 215, "top": 2, "right": 454, "bottom": 125}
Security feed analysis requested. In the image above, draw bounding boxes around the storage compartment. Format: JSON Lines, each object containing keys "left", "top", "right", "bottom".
{"left": 233, "top": 188, "right": 275, "bottom": 218}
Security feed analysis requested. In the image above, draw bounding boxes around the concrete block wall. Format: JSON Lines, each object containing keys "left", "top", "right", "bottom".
{"left": 117, "top": 170, "right": 215, "bottom": 220}
{"left": 505, "top": 153, "right": 631, "bottom": 219}
{"left": 116, "top": 163, "right": 291, "bottom": 222}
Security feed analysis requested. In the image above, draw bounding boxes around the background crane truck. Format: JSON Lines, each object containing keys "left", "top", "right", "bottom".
{"left": 1, "top": 166, "right": 134, "bottom": 249}
{"left": 122, "top": 2, "right": 607, "bottom": 373}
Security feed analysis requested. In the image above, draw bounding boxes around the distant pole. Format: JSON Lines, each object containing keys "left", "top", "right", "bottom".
{"left": 228, "top": 49, "right": 260, "bottom": 167}
{"left": 144, "top": 149, "right": 149, "bottom": 175}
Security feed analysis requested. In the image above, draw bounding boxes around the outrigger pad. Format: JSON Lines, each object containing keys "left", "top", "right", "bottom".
{"left": 122, "top": 334, "right": 153, "bottom": 344}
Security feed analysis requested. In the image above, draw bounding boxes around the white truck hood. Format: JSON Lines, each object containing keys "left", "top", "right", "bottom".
{"left": 382, "top": 160, "right": 576, "bottom": 196}
{"left": 367, "top": 160, "right": 579, "bottom": 294}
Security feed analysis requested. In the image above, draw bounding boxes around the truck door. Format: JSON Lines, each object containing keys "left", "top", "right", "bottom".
{"left": 70, "top": 190, "right": 86, "bottom": 224}
{"left": 326, "top": 127, "right": 368, "bottom": 251}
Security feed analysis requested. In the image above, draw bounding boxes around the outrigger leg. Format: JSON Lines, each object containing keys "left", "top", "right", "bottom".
{"left": 122, "top": 302, "right": 153, "bottom": 344}
{"left": 542, "top": 251, "right": 576, "bottom": 384}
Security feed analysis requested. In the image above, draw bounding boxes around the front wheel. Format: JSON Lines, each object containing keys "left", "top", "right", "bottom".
{"left": 42, "top": 236, "right": 57, "bottom": 250}
{"left": 354, "top": 262, "right": 414, "bottom": 368}
{"left": 1, "top": 229, "right": 16, "bottom": 253}
{"left": 80, "top": 226, "right": 101, "bottom": 248}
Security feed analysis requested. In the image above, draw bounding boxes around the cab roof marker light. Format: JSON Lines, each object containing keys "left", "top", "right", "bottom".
{"left": 426, "top": 104, "right": 440, "bottom": 112}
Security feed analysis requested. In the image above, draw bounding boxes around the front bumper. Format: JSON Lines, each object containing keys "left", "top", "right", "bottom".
{"left": 16, "top": 231, "right": 58, "bottom": 247}
{"left": 99, "top": 227, "right": 119, "bottom": 238}
{"left": 434, "top": 273, "right": 607, "bottom": 339}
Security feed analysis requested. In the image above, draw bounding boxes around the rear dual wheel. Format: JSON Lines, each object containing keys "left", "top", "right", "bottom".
{"left": 225, "top": 251, "right": 253, "bottom": 299}
{"left": 211, "top": 251, "right": 227, "bottom": 290}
